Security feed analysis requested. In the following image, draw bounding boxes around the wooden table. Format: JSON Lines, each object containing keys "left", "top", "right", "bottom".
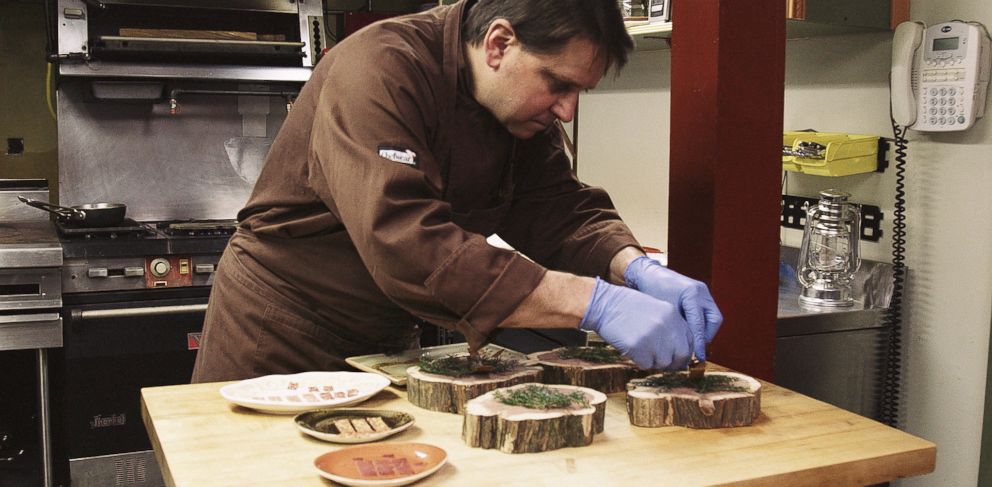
{"left": 141, "top": 367, "right": 935, "bottom": 486}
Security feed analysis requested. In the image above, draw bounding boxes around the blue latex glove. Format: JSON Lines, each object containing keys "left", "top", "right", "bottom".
{"left": 579, "top": 278, "right": 693, "bottom": 370}
{"left": 624, "top": 256, "right": 723, "bottom": 361}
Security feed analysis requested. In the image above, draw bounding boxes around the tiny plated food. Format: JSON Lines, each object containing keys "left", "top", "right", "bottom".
{"left": 626, "top": 371, "right": 762, "bottom": 428}
{"left": 219, "top": 371, "right": 390, "bottom": 414}
{"left": 346, "top": 343, "right": 528, "bottom": 386}
{"left": 313, "top": 442, "right": 447, "bottom": 487}
{"left": 462, "top": 383, "right": 607, "bottom": 453}
{"left": 295, "top": 409, "right": 415, "bottom": 444}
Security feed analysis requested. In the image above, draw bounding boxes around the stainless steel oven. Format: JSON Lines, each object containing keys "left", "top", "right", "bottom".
{"left": 57, "top": 289, "right": 209, "bottom": 486}
{"left": 53, "top": 219, "right": 231, "bottom": 487}
{"left": 57, "top": 0, "right": 328, "bottom": 82}
{"left": 48, "top": 0, "right": 308, "bottom": 477}
{"left": 0, "top": 180, "right": 66, "bottom": 487}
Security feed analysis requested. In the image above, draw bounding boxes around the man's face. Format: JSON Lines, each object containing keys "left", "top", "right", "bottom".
{"left": 489, "top": 36, "right": 608, "bottom": 139}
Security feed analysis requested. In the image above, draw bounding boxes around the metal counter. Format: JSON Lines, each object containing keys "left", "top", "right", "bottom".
{"left": 775, "top": 246, "right": 895, "bottom": 419}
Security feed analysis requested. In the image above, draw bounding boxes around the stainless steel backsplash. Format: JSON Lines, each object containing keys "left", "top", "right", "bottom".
{"left": 57, "top": 79, "right": 290, "bottom": 221}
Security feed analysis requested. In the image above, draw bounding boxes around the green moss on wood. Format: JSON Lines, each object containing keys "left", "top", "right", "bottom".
{"left": 493, "top": 385, "right": 589, "bottom": 409}
{"left": 417, "top": 354, "right": 519, "bottom": 377}
{"left": 631, "top": 373, "right": 749, "bottom": 393}
{"left": 557, "top": 346, "right": 625, "bottom": 363}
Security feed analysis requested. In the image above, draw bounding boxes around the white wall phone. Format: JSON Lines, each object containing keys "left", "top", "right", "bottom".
{"left": 891, "top": 21, "right": 992, "bottom": 131}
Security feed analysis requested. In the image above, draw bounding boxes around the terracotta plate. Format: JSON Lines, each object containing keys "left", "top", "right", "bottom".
{"left": 295, "top": 409, "right": 415, "bottom": 444}
{"left": 314, "top": 442, "right": 447, "bottom": 487}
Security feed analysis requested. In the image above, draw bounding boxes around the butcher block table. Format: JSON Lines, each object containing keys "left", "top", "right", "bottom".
{"left": 141, "top": 364, "right": 935, "bottom": 486}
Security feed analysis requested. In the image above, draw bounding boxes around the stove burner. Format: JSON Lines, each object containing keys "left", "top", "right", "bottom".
{"left": 55, "top": 218, "right": 151, "bottom": 239}
{"left": 155, "top": 220, "right": 237, "bottom": 237}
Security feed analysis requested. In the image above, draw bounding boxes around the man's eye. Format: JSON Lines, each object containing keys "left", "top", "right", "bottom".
{"left": 550, "top": 81, "right": 571, "bottom": 93}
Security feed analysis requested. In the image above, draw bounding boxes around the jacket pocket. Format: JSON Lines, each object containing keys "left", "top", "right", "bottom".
{"left": 253, "top": 302, "right": 370, "bottom": 375}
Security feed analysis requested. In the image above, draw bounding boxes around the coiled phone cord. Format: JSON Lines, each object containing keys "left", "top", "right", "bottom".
{"left": 876, "top": 117, "right": 908, "bottom": 428}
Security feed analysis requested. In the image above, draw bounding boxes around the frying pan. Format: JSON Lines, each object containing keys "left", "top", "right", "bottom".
{"left": 18, "top": 196, "right": 127, "bottom": 227}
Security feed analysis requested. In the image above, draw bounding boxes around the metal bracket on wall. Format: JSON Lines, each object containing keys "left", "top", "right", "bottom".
{"left": 781, "top": 194, "right": 884, "bottom": 242}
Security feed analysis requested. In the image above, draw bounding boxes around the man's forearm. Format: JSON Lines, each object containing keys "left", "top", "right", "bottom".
{"left": 497, "top": 246, "right": 644, "bottom": 329}
{"left": 608, "top": 245, "right": 646, "bottom": 285}
{"left": 497, "top": 270, "right": 595, "bottom": 329}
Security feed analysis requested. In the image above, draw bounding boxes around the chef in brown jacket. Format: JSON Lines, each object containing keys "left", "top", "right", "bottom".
{"left": 192, "top": 0, "right": 723, "bottom": 383}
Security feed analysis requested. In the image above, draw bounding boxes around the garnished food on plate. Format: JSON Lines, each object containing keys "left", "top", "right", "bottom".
{"left": 528, "top": 346, "right": 646, "bottom": 394}
{"left": 463, "top": 383, "right": 607, "bottom": 453}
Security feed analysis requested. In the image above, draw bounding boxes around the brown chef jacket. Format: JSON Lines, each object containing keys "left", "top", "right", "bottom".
{"left": 191, "top": 0, "right": 640, "bottom": 382}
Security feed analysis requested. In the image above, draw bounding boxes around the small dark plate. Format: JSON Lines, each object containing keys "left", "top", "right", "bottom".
{"left": 295, "top": 408, "right": 414, "bottom": 444}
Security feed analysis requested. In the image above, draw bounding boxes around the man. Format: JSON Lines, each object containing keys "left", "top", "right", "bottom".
{"left": 191, "top": 0, "right": 722, "bottom": 383}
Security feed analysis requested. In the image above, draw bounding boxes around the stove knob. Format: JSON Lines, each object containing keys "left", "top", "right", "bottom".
{"left": 150, "top": 258, "right": 172, "bottom": 278}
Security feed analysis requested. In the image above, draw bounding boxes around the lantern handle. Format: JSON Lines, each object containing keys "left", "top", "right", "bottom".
{"left": 796, "top": 205, "right": 821, "bottom": 288}
{"left": 847, "top": 204, "right": 863, "bottom": 277}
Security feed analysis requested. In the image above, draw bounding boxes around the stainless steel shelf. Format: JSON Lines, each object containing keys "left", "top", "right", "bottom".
{"left": 59, "top": 61, "right": 312, "bottom": 82}
{"left": 776, "top": 245, "right": 894, "bottom": 337}
{"left": 627, "top": 19, "right": 891, "bottom": 52}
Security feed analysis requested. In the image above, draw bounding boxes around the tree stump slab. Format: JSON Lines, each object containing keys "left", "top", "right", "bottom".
{"left": 626, "top": 371, "right": 761, "bottom": 429}
{"left": 529, "top": 347, "right": 645, "bottom": 394}
{"left": 463, "top": 383, "right": 607, "bottom": 454}
{"left": 406, "top": 365, "right": 543, "bottom": 415}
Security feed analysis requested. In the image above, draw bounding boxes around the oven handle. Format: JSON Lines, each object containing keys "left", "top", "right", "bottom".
{"left": 0, "top": 313, "right": 61, "bottom": 324}
{"left": 73, "top": 304, "right": 208, "bottom": 321}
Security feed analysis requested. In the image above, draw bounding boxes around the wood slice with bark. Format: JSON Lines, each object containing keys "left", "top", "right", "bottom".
{"left": 528, "top": 346, "right": 646, "bottom": 394}
{"left": 626, "top": 371, "right": 761, "bottom": 429}
{"left": 463, "top": 383, "right": 607, "bottom": 454}
{"left": 406, "top": 358, "right": 543, "bottom": 415}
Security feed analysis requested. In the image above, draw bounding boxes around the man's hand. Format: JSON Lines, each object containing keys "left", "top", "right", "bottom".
{"left": 624, "top": 256, "right": 723, "bottom": 361}
{"left": 579, "top": 278, "right": 693, "bottom": 370}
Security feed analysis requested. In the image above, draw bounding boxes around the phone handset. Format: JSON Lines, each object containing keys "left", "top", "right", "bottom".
{"left": 891, "top": 22, "right": 925, "bottom": 127}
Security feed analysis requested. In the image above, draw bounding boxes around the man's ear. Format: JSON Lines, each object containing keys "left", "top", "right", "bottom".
{"left": 483, "top": 19, "right": 516, "bottom": 70}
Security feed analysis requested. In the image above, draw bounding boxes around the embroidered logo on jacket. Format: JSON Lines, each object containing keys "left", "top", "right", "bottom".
{"left": 378, "top": 145, "right": 418, "bottom": 167}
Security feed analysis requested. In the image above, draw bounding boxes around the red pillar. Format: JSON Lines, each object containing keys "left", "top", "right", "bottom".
{"left": 668, "top": 0, "right": 785, "bottom": 381}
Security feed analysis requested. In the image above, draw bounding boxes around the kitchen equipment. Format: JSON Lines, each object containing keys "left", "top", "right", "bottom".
{"left": 51, "top": 2, "right": 301, "bottom": 477}
{"left": 648, "top": 0, "right": 672, "bottom": 23}
{"left": 224, "top": 136, "right": 273, "bottom": 185}
{"left": 797, "top": 189, "right": 862, "bottom": 308}
{"left": 19, "top": 196, "right": 127, "bottom": 228}
{"left": 53, "top": 218, "right": 234, "bottom": 487}
{"left": 57, "top": 0, "right": 327, "bottom": 82}
{"left": 0, "top": 180, "right": 65, "bottom": 487}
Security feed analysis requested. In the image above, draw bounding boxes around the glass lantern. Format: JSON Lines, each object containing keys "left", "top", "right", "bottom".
{"left": 797, "top": 189, "right": 862, "bottom": 308}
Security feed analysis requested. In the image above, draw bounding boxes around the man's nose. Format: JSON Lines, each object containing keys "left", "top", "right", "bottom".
{"left": 551, "top": 90, "right": 579, "bottom": 123}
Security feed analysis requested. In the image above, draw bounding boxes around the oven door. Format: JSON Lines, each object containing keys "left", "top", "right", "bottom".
{"left": 0, "top": 347, "right": 69, "bottom": 487}
{"left": 60, "top": 290, "right": 208, "bottom": 487}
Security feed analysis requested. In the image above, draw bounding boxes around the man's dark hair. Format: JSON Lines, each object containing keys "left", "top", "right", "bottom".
{"left": 463, "top": 0, "right": 634, "bottom": 71}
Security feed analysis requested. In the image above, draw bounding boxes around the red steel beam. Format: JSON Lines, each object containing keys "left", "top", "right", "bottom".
{"left": 668, "top": 0, "right": 785, "bottom": 381}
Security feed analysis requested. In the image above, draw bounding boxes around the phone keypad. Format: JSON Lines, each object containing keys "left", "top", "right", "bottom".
{"left": 920, "top": 83, "right": 967, "bottom": 127}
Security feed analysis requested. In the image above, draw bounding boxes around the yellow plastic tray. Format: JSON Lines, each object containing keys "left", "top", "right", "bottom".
{"left": 783, "top": 131, "right": 880, "bottom": 176}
